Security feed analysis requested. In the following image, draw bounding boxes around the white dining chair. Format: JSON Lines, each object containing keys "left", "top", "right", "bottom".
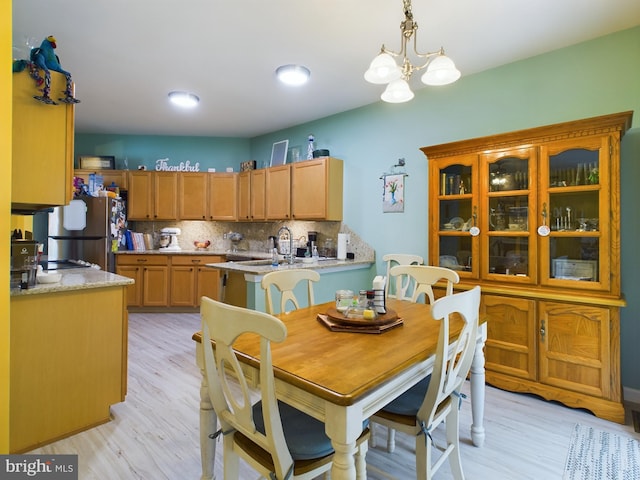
{"left": 371, "top": 286, "right": 481, "bottom": 480}
{"left": 261, "top": 269, "right": 320, "bottom": 314}
{"left": 373, "top": 264, "right": 460, "bottom": 453}
{"left": 389, "top": 264, "right": 460, "bottom": 304}
{"left": 200, "top": 297, "right": 369, "bottom": 479}
{"left": 382, "top": 253, "right": 424, "bottom": 300}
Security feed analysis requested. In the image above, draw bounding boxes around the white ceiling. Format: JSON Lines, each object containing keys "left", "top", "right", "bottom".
{"left": 12, "top": 0, "right": 640, "bottom": 138}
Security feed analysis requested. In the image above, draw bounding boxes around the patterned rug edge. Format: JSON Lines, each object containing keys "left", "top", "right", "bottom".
{"left": 563, "top": 423, "right": 640, "bottom": 480}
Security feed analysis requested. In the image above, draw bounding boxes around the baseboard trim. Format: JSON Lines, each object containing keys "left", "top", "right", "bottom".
{"left": 623, "top": 386, "right": 640, "bottom": 405}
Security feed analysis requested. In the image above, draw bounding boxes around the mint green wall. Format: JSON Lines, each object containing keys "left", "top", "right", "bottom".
{"left": 249, "top": 27, "right": 640, "bottom": 390}
{"left": 76, "top": 27, "right": 640, "bottom": 390}
{"left": 74, "top": 134, "right": 249, "bottom": 171}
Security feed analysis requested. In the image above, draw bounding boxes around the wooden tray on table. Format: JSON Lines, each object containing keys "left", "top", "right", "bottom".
{"left": 317, "top": 307, "right": 403, "bottom": 334}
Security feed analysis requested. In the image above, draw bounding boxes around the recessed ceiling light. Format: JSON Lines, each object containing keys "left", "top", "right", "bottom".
{"left": 168, "top": 91, "right": 200, "bottom": 108}
{"left": 276, "top": 65, "right": 311, "bottom": 86}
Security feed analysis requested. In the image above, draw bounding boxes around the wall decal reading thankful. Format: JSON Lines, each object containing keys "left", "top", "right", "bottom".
{"left": 155, "top": 158, "right": 200, "bottom": 172}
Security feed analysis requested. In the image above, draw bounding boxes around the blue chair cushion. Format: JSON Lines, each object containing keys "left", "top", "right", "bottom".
{"left": 381, "top": 375, "right": 431, "bottom": 416}
{"left": 253, "top": 400, "right": 368, "bottom": 461}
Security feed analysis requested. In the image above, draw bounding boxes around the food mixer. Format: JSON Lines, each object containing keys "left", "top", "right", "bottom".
{"left": 158, "top": 227, "right": 181, "bottom": 251}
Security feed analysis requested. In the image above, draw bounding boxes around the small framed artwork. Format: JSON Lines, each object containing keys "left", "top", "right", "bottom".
{"left": 270, "top": 140, "right": 289, "bottom": 167}
{"left": 240, "top": 160, "right": 257, "bottom": 172}
{"left": 78, "top": 155, "right": 115, "bottom": 170}
{"left": 382, "top": 174, "right": 405, "bottom": 213}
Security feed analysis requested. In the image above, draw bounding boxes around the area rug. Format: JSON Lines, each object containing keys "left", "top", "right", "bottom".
{"left": 563, "top": 423, "right": 640, "bottom": 479}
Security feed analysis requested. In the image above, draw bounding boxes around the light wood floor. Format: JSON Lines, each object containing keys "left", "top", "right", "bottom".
{"left": 29, "top": 311, "right": 639, "bottom": 479}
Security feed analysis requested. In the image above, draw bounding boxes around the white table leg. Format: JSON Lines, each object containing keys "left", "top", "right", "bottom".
{"left": 469, "top": 328, "right": 486, "bottom": 447}
{"left": 325, "top": 403, "right": 359, "bottom": 480}
{"left": 197, "top": 344, "right": 217, "bottom": 480}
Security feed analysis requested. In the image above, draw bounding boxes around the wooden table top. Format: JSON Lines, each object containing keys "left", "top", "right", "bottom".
{"left": 194, "top": 298, "right": 468, "bottom": 406}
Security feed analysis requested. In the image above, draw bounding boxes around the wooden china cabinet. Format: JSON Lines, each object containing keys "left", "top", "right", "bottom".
{"left": 421, "top": 111, "right": 633, "bottom": 423}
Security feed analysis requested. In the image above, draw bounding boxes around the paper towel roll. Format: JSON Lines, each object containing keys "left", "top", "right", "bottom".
{"left": 337, "top": 233, "right": 348, "bottom": 260}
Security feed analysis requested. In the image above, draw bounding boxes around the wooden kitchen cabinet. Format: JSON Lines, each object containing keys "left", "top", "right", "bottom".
{"left": 12, "top": 70, "right": 75, "bottom": 211}
{"left": 127, "top": 171, "right": 178, "bottom": 220}
{"left": 171, "top": 255, "right": 222, "bottom": 306}
{"left": 10, "top": 285, "right": 128, "bottom": 452}
{"left": 118, "top": 254, "right": 221, "bottom": 308}
{"left": 178, "top": 172, "right": 209, "bottom": 220}
{"left": 266, "top": 164, "right": 291, "bottom": 219}
{"left": 291, "top": 157, "right": 343, "bottom": 220}
{"left": 208, "top": 173, "right": 237, "bottom": 220}
{"left": 116, "top": 254, "right": 170, "bottom": 307}
{"left": 74, "top": 169, "right": 128, "bottom": 191}
{"left": 422, "top": 111, "right": 632, "bottom": 423}
{"left": 238, "top": 169, "right": 266, "bottom": 221}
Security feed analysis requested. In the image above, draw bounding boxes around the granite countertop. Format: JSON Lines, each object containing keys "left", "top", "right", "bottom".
{"left": 10, "top": 268, "right": 134, "bottom": 297}
{"left": 114, "top": 249, "right": 259, "bottom": 257}
{"left": 206, "top": 256, "right": 374, "bottom": 275}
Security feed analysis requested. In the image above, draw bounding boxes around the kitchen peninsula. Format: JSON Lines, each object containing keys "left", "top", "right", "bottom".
{"left": 9, "top": 269, "right": 132, "bottom": 453}
{"left": 207, "top": 255, "right": 375, "bottom": 313}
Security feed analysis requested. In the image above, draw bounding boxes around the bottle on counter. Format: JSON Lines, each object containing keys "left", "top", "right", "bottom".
{"left": 312, "top": 245, "right": 319, "bottom": 262}
{"left": 271, "top": 248, "right": 279, "bottom": 267}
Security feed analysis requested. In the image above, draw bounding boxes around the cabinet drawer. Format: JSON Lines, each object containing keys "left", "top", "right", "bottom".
{"left": 171, "top": 255, "right": 223, "bottom": 266}
{"left": 116, "top": 255, "right": 169, "bottom": 266}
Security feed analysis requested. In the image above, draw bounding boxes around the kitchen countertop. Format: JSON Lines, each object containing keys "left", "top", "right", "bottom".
{"left": 114, "top": 249, "right": 259, "bottom": 257}
{"left": 10, "top": 268, "right": 134, "bottom": 297}
{"left": 205, "top": 256, "right": 374, "bottom": 276}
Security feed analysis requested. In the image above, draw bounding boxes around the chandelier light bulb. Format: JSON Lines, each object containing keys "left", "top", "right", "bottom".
{"left": 381, "top": 78, "right": 414, "bottom": 103}
{"left": 421, "top": 54, "right": 461, "bottom": 86}
{"left": 276, "top": 65, "right": 311, "bottom": 86}
{"left": 364, "top": 52, "right": 402, "bottom": 84}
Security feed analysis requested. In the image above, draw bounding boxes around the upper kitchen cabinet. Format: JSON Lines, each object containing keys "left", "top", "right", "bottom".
{"left": 291, "top": 157, "right": 344, "bottom": 221}
{"left": 178, "top": 172, "right": 209, "bottom": 220}
{"left": 74, "top": 169, "right": 128, "bottom": 191}
{"left": 266, "top": 164, "right": 291, "bottom": 220}
{"left": 207, "top": 172, "right": 237, "bottom": 221}
{"left": 238, "top": 169, "right": 266, "bottom": 221}
{"left": 12, "top": 70, "right": 75, "bottom": 211}
{"left": 127, "top": 171, "right": 178, "bottom": 220}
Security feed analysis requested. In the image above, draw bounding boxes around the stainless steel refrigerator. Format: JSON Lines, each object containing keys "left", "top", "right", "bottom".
{"left": 48, "top": 196, "right": 127, "bottom": 272}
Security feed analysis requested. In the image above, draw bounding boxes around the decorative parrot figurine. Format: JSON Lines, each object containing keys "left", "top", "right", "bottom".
{"left": 28, "top": 35, "right": 80, "bottom": 105}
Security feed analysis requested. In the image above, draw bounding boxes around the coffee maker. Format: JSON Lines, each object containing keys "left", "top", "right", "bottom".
{"left": 307, "top": 231, "right": 318, "bottom": 252}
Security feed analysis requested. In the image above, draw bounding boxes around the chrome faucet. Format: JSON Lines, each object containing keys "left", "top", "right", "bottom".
{"left": 277, "top": 226, "right": 294, "bottom": 265}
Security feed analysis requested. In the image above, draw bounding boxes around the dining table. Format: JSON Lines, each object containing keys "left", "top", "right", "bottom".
{"left": 193, "top": 297, "right": 487, "bottom": 480}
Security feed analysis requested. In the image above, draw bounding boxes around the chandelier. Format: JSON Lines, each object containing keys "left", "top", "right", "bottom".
{"left": 364, "top": 0, "right": 461, "bottom": 103}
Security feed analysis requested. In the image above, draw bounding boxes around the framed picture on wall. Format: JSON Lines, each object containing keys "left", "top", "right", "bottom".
{"left": 270, "top": 140, "right": 289, "bottom": 166}
{"left": 240, "top": 160, "right": 257, "bottom": 171}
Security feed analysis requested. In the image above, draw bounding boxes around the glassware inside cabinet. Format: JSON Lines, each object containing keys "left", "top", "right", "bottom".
{"left": 488, "top": 157, "right": 528, "bottom": 192}
{"left": 438, "top": 236, "right": 472, "bottom": 272}
{"left": 549, "top": 148, "right": 599, "bottom": 187}
{"left": 488, "top": 196, "right": 528, "bottom": 232}
{"left": 488, "top": 236, "right": 529, "bottom": 276}
{"left": 439, "top": 199, "right": 473, "bottom": 232}
{"left": 548, "top": 191, "right": 598, "bottom": 231}
{"left": 439, "top": 164, "right": 472, "bottom": 196}
{"left": 549, "top": 237, "right": 599, "bottom": 281}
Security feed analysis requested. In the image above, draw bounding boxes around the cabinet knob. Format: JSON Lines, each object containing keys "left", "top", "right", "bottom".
{"left": 539, "top": 320, "right": 546, "bottom": 340}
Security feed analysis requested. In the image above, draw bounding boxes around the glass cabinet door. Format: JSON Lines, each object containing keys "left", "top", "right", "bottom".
{"left": 539, "top": 137, "right": 610, "bottom": 290}
{"left": 431, "top": 154, "right": 479, "bottom": 278}
{"left": 481, "top": 148, "right": 537, "bottom": 284}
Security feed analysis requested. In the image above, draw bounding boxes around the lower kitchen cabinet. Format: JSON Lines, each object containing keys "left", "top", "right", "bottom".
{"left": 170, "top": 255, "right": 222, "bottom": 307}
{"left": 117, "top": 254, "right": 221, "bottom": 308}
{"left": 482, "top": 293, "right": 622, "bottom": 423}
{"left": 116, "top": 254, "right": 170, "bottom": 307}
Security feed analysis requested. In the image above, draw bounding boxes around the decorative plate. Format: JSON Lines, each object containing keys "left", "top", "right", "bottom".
{"left": 449, "top": 217, "right": 465, "bottom": 230}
